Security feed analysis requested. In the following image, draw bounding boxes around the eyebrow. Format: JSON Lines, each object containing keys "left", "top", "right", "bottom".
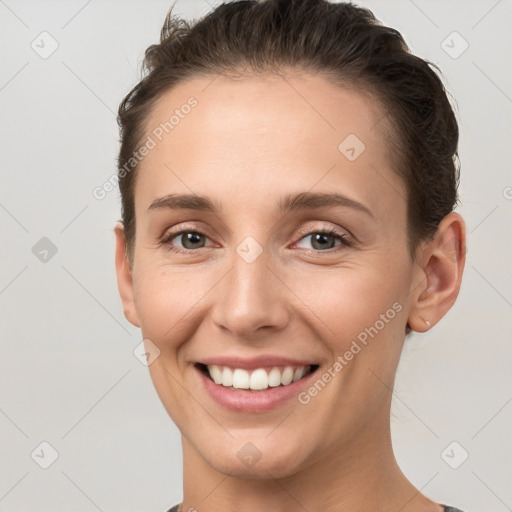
{"left": 147, "top": 192, "right": 373, "bottom": 217}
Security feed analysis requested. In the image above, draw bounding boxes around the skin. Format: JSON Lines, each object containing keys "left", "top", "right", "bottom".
{"left": 114, "top": 71, "right": 466, "bottom": 512}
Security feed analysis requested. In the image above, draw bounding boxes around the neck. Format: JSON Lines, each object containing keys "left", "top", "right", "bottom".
{"left": 179, "top": 399, "right": 442, "bottom": 512}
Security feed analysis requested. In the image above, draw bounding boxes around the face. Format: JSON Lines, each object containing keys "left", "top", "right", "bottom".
{"left": 117, "top": 71, "right": 423, "bottom": 478}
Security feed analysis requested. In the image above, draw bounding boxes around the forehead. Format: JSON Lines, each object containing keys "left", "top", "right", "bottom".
{"left": 135, "top": 71, "right": 404, "bottom": 220}
{"left": 142, "top": 71, "right": 387, "bottom": 159}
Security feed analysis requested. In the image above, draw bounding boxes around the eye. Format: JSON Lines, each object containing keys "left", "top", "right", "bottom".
{"left": 295, "top": 228, "right": 351, "bottom": 251}
{"left": 161, "top": 230, "right": 213, "bottom": 253}
{"left": 160, "top": 226, "right": 352, "bottom": 255}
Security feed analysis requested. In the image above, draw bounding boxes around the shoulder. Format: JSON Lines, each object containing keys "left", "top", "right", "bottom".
{"left": 167, "top": 504, "right": 466, "bottom": 512}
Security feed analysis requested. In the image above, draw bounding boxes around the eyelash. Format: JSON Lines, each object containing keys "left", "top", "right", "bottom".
{"left": 159, "top": 226, "right": 352, "bottom": 255}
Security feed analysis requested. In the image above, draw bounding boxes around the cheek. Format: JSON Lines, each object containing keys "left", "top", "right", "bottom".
{"left": 132, "top": 266, "right": 207, "bottom": 346}
{"left": 298, "top": 258, "right": 409, "bottom": 362}
{"left": 132, "top": 244, "right": 412, "bottom": 359}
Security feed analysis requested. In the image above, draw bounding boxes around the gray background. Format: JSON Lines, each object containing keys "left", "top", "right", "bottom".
{"left": 0, "top": 0, "right": 511, "bottom": 510}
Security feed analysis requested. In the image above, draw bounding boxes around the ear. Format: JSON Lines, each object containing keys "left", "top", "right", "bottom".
{"left": 114, "top": 222, "right": 140, "bottom": 328}
{"left": 408, "top": 212, "right": 466, "bottom": 332}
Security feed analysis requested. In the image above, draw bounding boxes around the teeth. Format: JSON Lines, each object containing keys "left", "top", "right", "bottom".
{"left": 209, "top": 365, "right": 223, "bottom": 385}
{"left": 293, "top": 366, "right": 307, "bottom": 382}
{"left": 249, "top": 368, "right": 268, "bottom": 390}
{"left": 268, "top": 367, "right": 282, "bottom": 387}
{"left": 232, "top": 368, "right": 250, "bottom": 389}
{"left": 281, "top": 366, "right": 294, "bottom": 385}
{"left": 206, "top": 364, "right": 312, "bottom": 391}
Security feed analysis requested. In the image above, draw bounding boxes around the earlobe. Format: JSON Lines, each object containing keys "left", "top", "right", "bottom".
{"left": 114, "top": 222, "right": 141, "bottom": 328}
{"left": 408, "top": 212, "right": 466, "bottom": 333}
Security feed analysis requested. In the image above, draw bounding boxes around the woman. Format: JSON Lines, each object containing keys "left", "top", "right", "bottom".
{"left": 114, "top": 0, "right": 467, "bottom": 510}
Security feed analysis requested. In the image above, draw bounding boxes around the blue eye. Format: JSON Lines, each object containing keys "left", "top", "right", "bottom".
{"left": 163, "top": 231, "right": 211, "bottom": 253}
{"left": 295, "top": 228, "right": 350, "bottom": 251}
{"left": 160, "top": 227, "right": 351, "bottom": 255}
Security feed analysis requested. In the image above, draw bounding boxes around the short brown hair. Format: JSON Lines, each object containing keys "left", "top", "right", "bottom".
{"left": 117, "top": 0, "right": 460, "bottom": 262}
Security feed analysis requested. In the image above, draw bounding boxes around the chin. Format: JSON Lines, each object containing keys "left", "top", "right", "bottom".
{"left": 196, "top": 433, "right": 310, "bottom": 480}
{"left": 206, "top": 454, "right": 302, "bottom": 480}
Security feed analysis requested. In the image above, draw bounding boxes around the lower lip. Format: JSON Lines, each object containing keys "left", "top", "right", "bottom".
{"left": 195, "top": 364, "right": 318, "bottom": 413}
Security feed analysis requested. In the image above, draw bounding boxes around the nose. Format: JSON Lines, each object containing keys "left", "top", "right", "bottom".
{"left": 210, "top": 246, "right": 290, "bottom": 340}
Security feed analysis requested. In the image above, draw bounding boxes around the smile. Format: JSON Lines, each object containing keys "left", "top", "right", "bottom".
{"left": 200, "top": 363, "right": 317, "bottom": 391}
{"left": 194, "top": 361, "right": 320, "bottom": 413}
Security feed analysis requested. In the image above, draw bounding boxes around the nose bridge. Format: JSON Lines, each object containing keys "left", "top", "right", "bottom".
{"left": 211, "top": 237, "right": 288, "bottom": 336}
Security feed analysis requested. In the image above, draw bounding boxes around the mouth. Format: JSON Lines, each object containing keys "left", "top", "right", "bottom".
{"left": 194, "top": 362, "right": 320, "bottom": 392}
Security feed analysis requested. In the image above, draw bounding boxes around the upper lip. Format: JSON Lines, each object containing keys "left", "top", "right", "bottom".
{"left": 197, "top": 355, "right": 318, "bottom": 370}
